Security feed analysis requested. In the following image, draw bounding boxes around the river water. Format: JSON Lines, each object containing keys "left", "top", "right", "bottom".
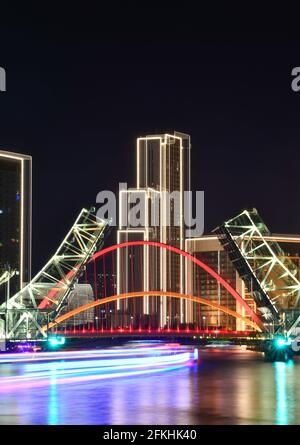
{"left": 0, "top": 347, "right": 299, "bottom": 425}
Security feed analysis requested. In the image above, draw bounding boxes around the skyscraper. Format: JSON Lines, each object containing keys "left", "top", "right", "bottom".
{"left": 0, "top": 151, "right": 32, "bottom": 302}
{"left": 117, "top": 132, "right": 191, "bottom": 328}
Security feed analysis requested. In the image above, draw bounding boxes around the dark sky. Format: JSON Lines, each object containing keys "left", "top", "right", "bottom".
{"left": 0, "top": 9, "right": 299, "bottom": 273}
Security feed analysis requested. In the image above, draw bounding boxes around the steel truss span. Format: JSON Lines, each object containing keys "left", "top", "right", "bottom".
{"left": 214, "top": 208, "right": 300, "bottom": 333}
{"left": 43, "top": 291, "right": 262, "bottom": 332}
{"left": 0, "top": 208, "right": 110, "bottom": 340}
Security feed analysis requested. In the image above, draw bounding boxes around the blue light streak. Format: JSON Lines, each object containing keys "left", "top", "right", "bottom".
{"left": 0, "top": 345, "right": 194, "bottom": 391}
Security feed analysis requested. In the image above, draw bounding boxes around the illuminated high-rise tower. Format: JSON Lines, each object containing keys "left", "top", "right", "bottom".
{"left": 117, "top": 132, "right": 191, "bottom": 328}
{"left": 0, "top": 151, "right": 32, "bottom": 302}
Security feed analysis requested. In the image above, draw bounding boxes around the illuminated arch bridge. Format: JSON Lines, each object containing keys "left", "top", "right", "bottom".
{"left": 43, "top": 291, "right": 262, "bottom": 333}
{"left": 0, "top": 209, "right": 265, "bottom": 340}
{"left": 44, "top": 244, "right": 264, "bottom": 335}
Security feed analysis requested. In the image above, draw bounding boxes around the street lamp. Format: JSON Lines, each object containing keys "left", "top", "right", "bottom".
{"left": 130, "top": 316, "right": 133, "bottom": 331}
{"left": 109, "top": 309, "right": 113, "bottom": 331}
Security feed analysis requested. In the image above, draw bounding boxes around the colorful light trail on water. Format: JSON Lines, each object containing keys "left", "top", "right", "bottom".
{"left": 0, "top": 343, "right": 196, "bottom": 391}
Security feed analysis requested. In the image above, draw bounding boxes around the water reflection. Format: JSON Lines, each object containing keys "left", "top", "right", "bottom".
{"left": 48, "top": 375, "right": 58, "bottom": 425}
{"left": 274, "top": 360, "right": 296, "bottom": 425}
{"left": 0, "top": 347, "right": 300, "bottom": 425}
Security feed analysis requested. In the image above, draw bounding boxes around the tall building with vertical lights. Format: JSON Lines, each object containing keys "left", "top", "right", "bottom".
{"left": 0, "top": 151, "right": 32, "bottom": 302}
{"left": 117, "top": 132, "right": 191, "bottom": 328}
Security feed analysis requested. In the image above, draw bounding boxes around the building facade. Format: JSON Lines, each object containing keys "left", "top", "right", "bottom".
{"left": 117, "top": 132, "right": 191, "bottom": 328}
{"left": 0, "top": 151, "right": 32, "bottom": 303}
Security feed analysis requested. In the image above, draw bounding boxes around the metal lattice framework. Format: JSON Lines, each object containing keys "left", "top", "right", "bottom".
{"left": 0, "top": 270, "right": 15, "bottom": 287}
{"left": 0, "top": 208, "right": 110, "bottom": 340}
{"left": 214, "top": 209, "right": 300, "bottom": 332}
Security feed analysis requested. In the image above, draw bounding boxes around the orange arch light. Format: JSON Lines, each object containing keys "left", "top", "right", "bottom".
{"left": 88, "top": 241, "right": 264, "bottom": 331}
{"left": 43, "top": 291, "right": 262, "bottom": 332}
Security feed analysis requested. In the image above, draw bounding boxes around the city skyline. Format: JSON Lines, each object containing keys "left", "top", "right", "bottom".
{"left": 1, "top": 10, "right": 300, "bottom": 430}
{"left": 1, "top": 134, "right": 299, "bottom": 335}
{"left": 0, "top": 27, "right": 300, "bottom": 277}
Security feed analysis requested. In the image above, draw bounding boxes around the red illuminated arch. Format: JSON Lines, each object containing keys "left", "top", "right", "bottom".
{"left": 88, "top": 241, "right": 264, "bottom": 331}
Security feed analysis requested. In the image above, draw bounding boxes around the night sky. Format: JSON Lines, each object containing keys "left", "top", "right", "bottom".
{"left": 0, "top": 9, "right": 299, "bottom": 273}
